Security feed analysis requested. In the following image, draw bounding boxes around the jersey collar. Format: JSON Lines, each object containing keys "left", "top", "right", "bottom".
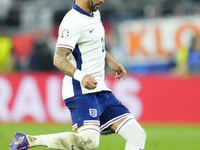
{"left": 72, "top": 1, "right": 94, "bottom": 17}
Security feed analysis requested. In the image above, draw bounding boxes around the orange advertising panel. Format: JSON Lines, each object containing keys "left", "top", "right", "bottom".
{"left": 118, "top": 16, "right": 200, "bottom": 63}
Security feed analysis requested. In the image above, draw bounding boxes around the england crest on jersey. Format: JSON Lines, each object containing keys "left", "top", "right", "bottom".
{"left": 89, "top": 109, "right": 97, "bottom": 118}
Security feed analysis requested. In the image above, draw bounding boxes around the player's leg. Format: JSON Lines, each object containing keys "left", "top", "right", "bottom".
{"left": 111, "top": 116, "right": 146, "bottom": 150}
{"left": 10, "top": 124, "right": 99, "bottom": 150}
{"left": 10, "top": 94, "right": 100, "bottom": 150}
{"left": 99, "top": 91, "right": 146, "bottom": 150}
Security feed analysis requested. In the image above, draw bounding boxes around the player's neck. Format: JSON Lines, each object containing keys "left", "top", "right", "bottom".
{"left": 75, "top": 0, "right": 92, "bottom": 14}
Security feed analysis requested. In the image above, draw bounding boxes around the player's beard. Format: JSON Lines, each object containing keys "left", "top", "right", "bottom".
{"left": 86, "top": 0, "right": 100, "bottom": 12}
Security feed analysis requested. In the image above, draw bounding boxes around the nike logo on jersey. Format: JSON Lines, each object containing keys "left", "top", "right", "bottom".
{"left": 89, "top": 28, "right": 94, "bottom": 33}
{"left": 71, "top": 145, "right": 75, "bottom": 150}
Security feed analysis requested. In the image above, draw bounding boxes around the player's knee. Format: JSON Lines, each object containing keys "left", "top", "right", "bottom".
{"left": 117, "top": 117, "right": 146, "bottom": 141}
{"left": 78, "top": 125, "right": 100, "bottom": 150}
{"left": 130, "top": 120, "right": 146, "bottom": 141}
{"left": 82, "top": 136, "right": 99, "bottom": 150}
{"left": 138, "top": 127, "right": 146, "bottom": 140}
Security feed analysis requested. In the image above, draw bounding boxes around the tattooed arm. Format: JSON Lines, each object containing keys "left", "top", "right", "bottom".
{"left": 53, "top": 47, "right": 97, "bottom": 90}
{"left": 105, "top": 52, "right": 127, "bottom": 82}
{"left": 53, "top": 47, "right": 77, "bottom": 78}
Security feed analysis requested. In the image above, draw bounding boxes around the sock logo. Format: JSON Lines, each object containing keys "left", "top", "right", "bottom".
{"left": 71, "top": 145, "right": 75, "bottom": 150}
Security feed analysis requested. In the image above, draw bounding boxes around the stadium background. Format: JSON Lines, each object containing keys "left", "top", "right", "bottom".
{"left": 0, "top": 0, "right": 200, "bottom": 149}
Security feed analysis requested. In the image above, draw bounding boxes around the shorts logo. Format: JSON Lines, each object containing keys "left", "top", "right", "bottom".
{"left": 89, "top": 109, "right": 97, "bottom": 118}
{"left": 61, "top": 28, "right": 70, "bottom": 39}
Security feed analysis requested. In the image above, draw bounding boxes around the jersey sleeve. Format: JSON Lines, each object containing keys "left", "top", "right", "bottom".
{"left": 56, "top": 14, "right": 82, "bottom": 51}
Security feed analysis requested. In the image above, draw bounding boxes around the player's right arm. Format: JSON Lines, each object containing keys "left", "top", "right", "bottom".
{"left": 53, "top": 47, "right": 76, "bottom": 78}
{"left": 53, "top": 47, "right": 97, "bottom": 90}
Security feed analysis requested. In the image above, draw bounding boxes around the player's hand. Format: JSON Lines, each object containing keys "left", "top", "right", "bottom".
{"left": 115, "top": 65, "right": 127, "bottom": 82}
{"left": 81, "top": 75, "right": 97, "bottom": 90}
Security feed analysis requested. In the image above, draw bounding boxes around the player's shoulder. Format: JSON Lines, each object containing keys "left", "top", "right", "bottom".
{"left": 60, "top": 9, "right": 81, "bottom": 27}
{"left": 62, "top": 9, "right": 79, "bottom": 21}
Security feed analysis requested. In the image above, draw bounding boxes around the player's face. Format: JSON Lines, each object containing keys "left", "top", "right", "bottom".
{"left": 86, "top": 0, "right": 105, "bottom": 12}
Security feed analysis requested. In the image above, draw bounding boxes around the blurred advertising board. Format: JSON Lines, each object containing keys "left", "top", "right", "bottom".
{"left": 117, "top": 16, "right": 200, "bottom": 66}
{"left": 0, "top": 72, "right": 200, "bottom": 124}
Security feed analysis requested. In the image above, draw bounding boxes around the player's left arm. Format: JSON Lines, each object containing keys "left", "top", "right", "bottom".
{"left": 105, "top": 52, "right": 127, "bottom": 81}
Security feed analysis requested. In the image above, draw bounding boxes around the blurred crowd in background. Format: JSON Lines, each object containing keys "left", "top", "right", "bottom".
{"left": 0, "top": 0, "right": 200, "bottom": 75}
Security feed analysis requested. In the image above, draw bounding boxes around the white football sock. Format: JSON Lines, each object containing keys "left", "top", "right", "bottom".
{"left": 116, "top": 117, "right": 146, "bottom": 150}
{"left": 26, "top": 125, "right": 100, "bottom": 150}
{"left": 78, "top": 125, "right": 100, "bottom": 149}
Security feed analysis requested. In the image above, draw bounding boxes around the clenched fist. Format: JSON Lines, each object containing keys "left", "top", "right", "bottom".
{"left": 81, "top": 75, "right": 97, "bottom": 90}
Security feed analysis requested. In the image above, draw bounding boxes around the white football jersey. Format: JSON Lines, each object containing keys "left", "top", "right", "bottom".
{"left": 56, "top": 2, "right": 111, "bottom": 100}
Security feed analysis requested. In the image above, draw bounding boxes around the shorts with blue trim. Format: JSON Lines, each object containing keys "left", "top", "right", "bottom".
{"left": 64, "top": 91, "right": 133, "bottom": 135}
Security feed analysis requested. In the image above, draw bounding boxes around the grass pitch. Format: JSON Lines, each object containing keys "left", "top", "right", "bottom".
{"left": 0, "top": 123, "right": 200, "bottom": 150}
